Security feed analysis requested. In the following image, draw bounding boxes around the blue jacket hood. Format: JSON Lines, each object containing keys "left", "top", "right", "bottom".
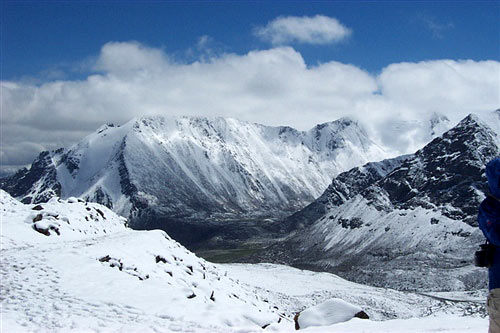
{"left": 479, "top": 158, "right": 500, "bottom": 290}
{"left": 486, "top": 158, "right": 500, "bottom": 198}
{"left": 486, "top": 158, "right": 500, "bottom": 199}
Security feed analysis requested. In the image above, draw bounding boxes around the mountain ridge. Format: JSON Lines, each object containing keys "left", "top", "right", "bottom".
{"left": 250, "top": 113, "right": 499, "bottom": 291}
{"left": 1, "top": 115, "right": 388, "bottom": 246}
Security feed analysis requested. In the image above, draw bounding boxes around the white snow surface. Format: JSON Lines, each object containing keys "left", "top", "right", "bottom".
{"left": 296, "top": 298, "right": 362, "bottom": 329}
{"left": 1, "top": 191, "right": 488, "bottom": 332}
{"left": 1, "top": 190, "right": 279, "bottom": 331}
{"left": 24, "top": 116, "right": 390, "bottom": 219}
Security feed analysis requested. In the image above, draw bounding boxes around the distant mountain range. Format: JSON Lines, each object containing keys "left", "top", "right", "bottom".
{"left": 1, "top": 116, "right": 388, "bottom": 245}
{"left": 252, "top": 113, "right": 500, "bottom": 291}
{"left": 3, "top": 110, "right": 499, "bottom": 291}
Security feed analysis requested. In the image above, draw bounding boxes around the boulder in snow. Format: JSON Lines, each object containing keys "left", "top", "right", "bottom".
{"left": 294, "top": 298, "right": 369, "bottom": 330}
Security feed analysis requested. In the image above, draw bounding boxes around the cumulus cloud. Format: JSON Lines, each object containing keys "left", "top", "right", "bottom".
{"left": 378, "top": 60, "right": 499, "bottom": 119}
{"left": 1, "top": 41, "right": 499, "bottom": 174}
{"left": 254, "top": 15, "right": 352, "bottom": 45}
{"left": 94, "top": 41, "right": 169, "bottom": 74}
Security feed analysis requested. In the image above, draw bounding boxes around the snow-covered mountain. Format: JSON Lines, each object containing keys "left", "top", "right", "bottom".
{"left": 1, "top": 116, "right": 387, "bottom": 245}
{"left": 0, "top": 190, "right": 488, "bottom": 331}
{"left": 255, "top": 113, "right": 500, "bottom": 291}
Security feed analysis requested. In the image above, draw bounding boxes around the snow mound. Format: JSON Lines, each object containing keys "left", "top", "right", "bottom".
{"left": 295, "top": 298, "right": 366, "bottom": 329}
{"left": 1, "top": 189, "right": 127, "bottom": 248}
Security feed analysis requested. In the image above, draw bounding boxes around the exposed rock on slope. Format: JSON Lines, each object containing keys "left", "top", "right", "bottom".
{"left": 255, "top": 114, "right": 500, "bottom": 291}
{"left": 0, "top": 190, "right": 281, "bottom": 331}
{"left": 1, "top": 116, "right": 387, "bottom": 246}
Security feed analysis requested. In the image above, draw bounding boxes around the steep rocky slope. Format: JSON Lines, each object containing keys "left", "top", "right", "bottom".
{"left": 1, "top": 116, "right": 387, "bottom": 246}
{"left": 254, "top": 114, "right": 500, "bottom": 291}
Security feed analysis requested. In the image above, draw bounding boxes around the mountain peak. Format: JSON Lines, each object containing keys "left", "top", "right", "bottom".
{"left": 2, "top": 115, "right": 388, "bottom": 247}
{"left": 460, "top": 113, "right": 480, "bottom": 124}
{"left": 429, "top": 112, "right": 450, "bottom": 137}
{"left": 312, "top": 117, "right": 358, "bottom": 131}
{"left": 261, "top": 113, "right": 499, "bottom": 291}
{"left": 419, "top": 112, "right": 497, "bottom": 163}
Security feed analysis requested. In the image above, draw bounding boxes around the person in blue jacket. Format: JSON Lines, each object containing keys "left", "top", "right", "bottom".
{"left": 478, "top": 157, "right": 500, "bottom": 333}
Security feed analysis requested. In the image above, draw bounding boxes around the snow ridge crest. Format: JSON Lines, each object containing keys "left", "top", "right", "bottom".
{"left": 1, "top": 115, "right": 388, "bottom": 243}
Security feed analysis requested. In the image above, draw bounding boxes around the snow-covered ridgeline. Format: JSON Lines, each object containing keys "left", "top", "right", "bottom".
{"left": 1, "top": 190, "right": 128, "bottom": 248}
{"left": 258, "top": 112, "right": 500, "bottom": 291}
{"left": 1, "top": 116, "right": 389, "bottom": 226}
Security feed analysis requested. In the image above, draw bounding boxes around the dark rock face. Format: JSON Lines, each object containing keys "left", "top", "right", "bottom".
{"left": 86, "top": 187, "right": 113, "bottom": 209}
{"left": 376, "top": 115, "right": 498, "bottom": 226}
{"left": 0, "top": 151, "right": 61, "bottom": 204}
{"left": 252, "top": 114, "right": 499, "bottom": 291}
{"left": 117, "top": 140, "right": 137, "bottom": 199}
{"left": 115, "top": 139, "right": 151, "bottom": 219}
{"left": 339, "top": 217, "right": 364, "bottom": 229}
{"left": 282, "top": 155, "right": 410, "bottom": 232}
{"left": 60, "top": 152, "right": 80, "bottom": 175}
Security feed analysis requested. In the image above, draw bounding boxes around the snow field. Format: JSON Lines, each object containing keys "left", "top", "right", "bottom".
{"left": 0, "top": 191, "right": 489, "bottom": 332}
{"left": 223, "top": 263, "right": 488, "bottom": 331}
{"left": 1, "top": 190, "right": 281, "bottom": 331}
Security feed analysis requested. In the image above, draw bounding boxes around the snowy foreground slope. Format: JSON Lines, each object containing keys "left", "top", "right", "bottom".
{"left": 0, "top": 190, "right": 279, "bottom": 331}
{"left": 0, "top": 191, "right": 488, "bottom": 332}
{"left": 254, "top": 113, "right": 500, "bottom": 291}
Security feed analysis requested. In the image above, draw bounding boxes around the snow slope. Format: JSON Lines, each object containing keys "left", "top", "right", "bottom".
{"left": 1, "top": 117, "right": 388, "bottom": 236}
{"left": 0, "top": 191, "right": 488, "bottom": 332}
{"left": 0, "top": 190, "right": 281, "bottom": 331}
{"left": 223, "top": 263, "right": 487, "bottom": 332}
{"left": 255, "top": 112, "right": 500, "bottom": 291}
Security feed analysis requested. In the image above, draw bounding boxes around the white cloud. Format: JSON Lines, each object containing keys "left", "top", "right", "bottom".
{"left": 254, "top": 15, "right": 352, "bottom": 45}
{"left": 378, "top": 60, "right": 499, "bottom": 120}
{"left": 197, "top": 35, "right": 212, "bottom": 49}
{"left": 417, "top": 15, "right": 454, "bottom": 39}
{"left": 94, "top": 41, "right": 169, "bottom": 75}
{"left": 1, "top": 41, "right": 499, "bottom": 174}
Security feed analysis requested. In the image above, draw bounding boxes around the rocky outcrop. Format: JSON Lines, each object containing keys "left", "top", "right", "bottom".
{"left": 255, "top": 114, "right": 499, "bottom": 291}
{"left": 0, "top": 151, "right": 61, "bottom": 204}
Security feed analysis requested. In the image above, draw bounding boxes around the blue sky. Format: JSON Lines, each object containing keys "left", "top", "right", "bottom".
{"left": 2, "top": 1, "right": 499, "bottom": 79}
{"left": 1, "top": 1, "right": 499, "bottom": 175}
